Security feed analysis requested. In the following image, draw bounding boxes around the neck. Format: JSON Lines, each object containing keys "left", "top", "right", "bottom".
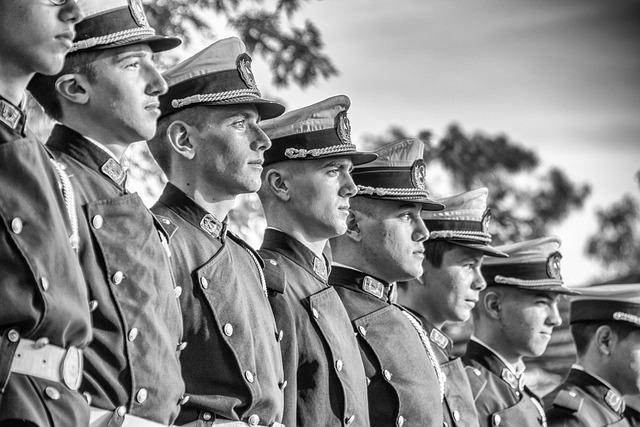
{"left": 475, "top": 324, "right": 523, "bottom": 366}
{"left": 0, "top": 61, "right": 30, "bottom": 106}
{"left": 181, "top": 183, "right": 236, "bottom": 220}
{"left": 61, "top": 113, "right": 131, "bottom": 160}
{"left": 579, "top": 356, "right": 625, "bottom": 393}
{"left": 265, "top": 212, "right": 327, "bottom": 258}
{"left": 397, "top": 285, "right": 446, "bottom": 329}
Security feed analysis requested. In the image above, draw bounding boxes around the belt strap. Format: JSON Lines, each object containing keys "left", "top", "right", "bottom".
{"left": 90, "top": 407, "right": 170, "bottom": 427}
{"left": 5, "top": 331, "right": 83, "bottom": 390}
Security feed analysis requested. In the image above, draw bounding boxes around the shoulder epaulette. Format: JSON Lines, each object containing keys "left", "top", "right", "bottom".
{"left": 552, "top": 389, "right": 583, "bottom": 413}
{"left": 154, "top": 214, "right": 178, "bottom": 240}
{"left": 465, "top": 365, "right": 487, "bottom": 400}
{"left": 262, "top": 256, "right": 286, "bottom": 294}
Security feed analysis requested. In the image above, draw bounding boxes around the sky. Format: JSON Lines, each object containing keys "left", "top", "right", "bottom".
{"left": 184, "top": 0, "right": 640, "bottom": 285}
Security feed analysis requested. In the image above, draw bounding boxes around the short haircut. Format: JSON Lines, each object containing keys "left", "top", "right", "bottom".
{"left": 423, "top": 239, "right": 458, "bottom": 268}
{"left": 28, "top": 50, "right": 101, "bottom": 121}
{"left": 570, "top": 321, "right": 637, "bottom": 357}
{"left": 147, "top": 106, "right": 212, "bottom": 178}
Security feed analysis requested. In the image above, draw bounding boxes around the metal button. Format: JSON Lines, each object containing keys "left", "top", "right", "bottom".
{"left": 45, "top": 386, "right": 60, "bottom": 400}
{"left": 179, "top": 394, "right": 190, "bottom": 405}
{"left": 136, "top": 388, "right": 148, "bottom": 403}
{"left": 569, "top": 391, "right": 577, "bottom": 397}
{"left": 7, "top": 329, "right": 19, "bottom": 342}
{"left": 492, "top": 414, "right": 502, "bottom": 426}
{"left": 202, "top": 412, "right": 212, "bottom": 421}
{"left": 161, "top": 218, "right": 170, "bottom": 224}
{"left": 248, "top": 414, "right": 260, "bottom": 426}
{"left": 223, "top": 323, "right": 234, "bottom": 336}
{"left": 366, "top": 377, "right": 371, "bottom": 386}
{"left": 116, "top": 406, "right": 126, "bottom": 417}
{"left": 383, "top": 369, "right": 392, "bottom": 381}
{"left": 279, "top": 380, "right": 288, "bottom": 390}
{"left": 112, "top": 271, "right": 124, "bottom": 285}
{"left": 41, "top": 277, "right": 49, "bottom": 292}
{"left": 397, "top": 415, "right": 405, "bottom": 427}
{"left": 177, "top": 341, "right": 188, "bottom": 351}
{"left": 312, "top": 308, "right": 319, "bottom": 319}
{"left": 453, "top": 410, "right": 461, "bottom": 422}
{"left": 89, "top": 300, "right": 99, "bottom": 312}
{"left": 128, "top": 328, "right": 138, "bottom": 342}
{"left": 91, "top": 215, "right": 104, "bottom": 229}
{"left": 11, "top": 217, "right": 23, "bottom": 234}
{"left": 200, "top": 277, "right": 209, "bottom": 289}
{"left": 174, "top": 286, "right": 182, "bottom": 298}
{"left": 269, "top": 259, "right": 277, "bottom": 266}
{"left": 34, "top": 337, "right": 49, "bottom": 348}
{"left": 277, "top": 329, "right": 284, "bottom": 342}
{"left": 473, "top": 368, "right": 481, "bottom": 376}
{"left": 336, "top": 359, "right": 343, "bottom": 372}
{"left": 346, "top": 415, "right": 355, "bottom": 425}
{"left": 358, "top": 325, "right": 367, "bottom": 336}
{"left": 245, "top": 370, "right": 255, "bottom": 383}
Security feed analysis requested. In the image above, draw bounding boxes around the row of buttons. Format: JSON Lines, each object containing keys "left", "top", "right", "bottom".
{"left": 10, "top": 218, "right": 51, "bottom": 292}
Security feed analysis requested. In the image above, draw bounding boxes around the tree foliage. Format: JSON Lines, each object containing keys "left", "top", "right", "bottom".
{"left": 586, "top": 173, "right": 640, "bottom": 278}
{"left": 363, "top": 124, "right": 591, "bottom": 244}
{"left": 145, "top": 0, "right": 337, "bottom": 87}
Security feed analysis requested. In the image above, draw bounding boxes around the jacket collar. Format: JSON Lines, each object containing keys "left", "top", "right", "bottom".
{"left": 465, "top": 338, "right": 526, "bottom": 391}
{"left": 567, "top": 367, "right": 626, "bottom": 415}
{"left": 261, "top": 228, "right": 330, "bottom": 281}
{"left": 0, "top": 94, "right": 27, "bottom": 136}
{"left": 47, "top": 124, "right": 127, "bottom": 190}
{"left": 156, "top": 182, "right": 227, "bottom": 240}
{"left": 328, "top": 265, "right": 394, "bottom": 302}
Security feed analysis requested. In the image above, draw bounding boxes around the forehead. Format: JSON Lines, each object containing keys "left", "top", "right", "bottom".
{"left": 94, "top": 43, "right": 154, "bottom": 64}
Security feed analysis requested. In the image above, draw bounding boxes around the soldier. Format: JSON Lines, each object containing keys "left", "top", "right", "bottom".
{"left": 463, "top": 236, "right": 576, "bottom": 427}
{"left": 27, "top": 0, "right": 186, "bottom": 425}
{"left": 257, "top": 95, "right": 376, "bottom": 426}
{"left": 544, "top": 284, "right": 640, "bottom": 426}
{"left": 147, "top": 37, "right": 287, "bottom": 427}
{"left": 329, "top": 137, "right": 448, "bottom": 427}
{"left": 396, "top": 187, "right": 508, "bottom": 427}
{"left": 0, "top": 1, "right": 92, "bottom": 426}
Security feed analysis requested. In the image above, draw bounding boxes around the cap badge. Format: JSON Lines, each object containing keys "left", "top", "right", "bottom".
{"left": 236, "top": 53, "right": 258, "bottom": 91}
{"left": 410, "top": 159, "right": 427, "bottom": 190}
{"left": 546, "top": 251, "right": 562, "bottom": 280}
{"left": 128, "top": 0, "right": 149, "bottom": 27}
{"left": 335, "top": 111, "right": 352, "bottom": 144}
{"left": 481, "top": 209, "right": 491, "bottom": 233}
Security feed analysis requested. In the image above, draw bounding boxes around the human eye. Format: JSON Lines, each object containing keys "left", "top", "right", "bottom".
{"left": 124, "top": 59, "right": 141, "bottom": 70}
{"left": 231, "top": 118, "right": 247, "bottom": 129}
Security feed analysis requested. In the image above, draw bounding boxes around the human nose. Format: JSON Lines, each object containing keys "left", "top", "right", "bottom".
{"left": 251, "top": 125, "right": 271, "bottom": 151}
{"left": 412, "top": 218, "right": 429, "bottom": 243}
{"left": 339, "top": 172, "right": 358, "bottom": 198}
{"left": 59, "top": 0, "right": 84, "bottom": 24}
{"left": 547, "top": 301, "right": 562, "bottom": 327}
{"left": 471, "top": 266, "right": 487, "bottom": 291}
{"left": 145, "top": 64, "right": 168, "bottom": 97}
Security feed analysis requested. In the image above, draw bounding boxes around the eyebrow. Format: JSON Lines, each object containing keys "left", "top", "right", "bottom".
{"left": 114, "top": 50, "right": 152, "bottom": 62}
{"left": 321, "top": 159, "right": 352, "bottom": 169}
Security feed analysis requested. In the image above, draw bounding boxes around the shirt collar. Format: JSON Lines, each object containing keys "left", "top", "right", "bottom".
{"left": 262, "top": 228, "right": 330, "bottom": 281}
{"left": 571, "top": 364, "right": 622, "bottom": 396}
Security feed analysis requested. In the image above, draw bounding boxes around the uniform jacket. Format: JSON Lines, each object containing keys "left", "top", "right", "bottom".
{"left": 420, "top": 318, "right": 479, "bottom": 427}
{"left": 47, "top": 125, "right": 185, "bottom": 423}
{"left": 152, "top": 184, "right": 284, "bottom": 426}
{"left": 0, "top": 100, "right": 92, "bottom": 426}
{"left": 260, "top": 230, "right": 369, "bottom": 427}
{"left": 329, "top": 266, "right": 445, "bottom": 427}
{"left": 463, "top": 339, "right": 547, "bottom": 427}
{"left": 543, "top": 368, "right": 631, "bottom": 427}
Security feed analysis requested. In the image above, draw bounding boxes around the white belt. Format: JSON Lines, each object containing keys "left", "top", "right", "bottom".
{"left": 90, "top": 407, "right": 169, "bottom": 427}
{"left": 9, "top": 334, "right": 83, "bottom": 390}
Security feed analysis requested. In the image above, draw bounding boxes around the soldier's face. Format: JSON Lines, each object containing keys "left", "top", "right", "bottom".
{"left": 283, "top": 157, "right": 357, "bottom": 240}
{"left": 609, "top": 329, "right": 640, "bottom": 395}
{"left": 191, "top": 104, "right": 271, "bottom": 197}
{"left": 356, "top": 200, "right": 429, "bottom": 282}
{"left": 497, "top": 290, "right": 562, "bottom": 358}
{"left": 0, "top": 0, "right": 83, "bottom": 76}
{"left": 422, "top": 247, "right": 486, "bottom": 324}
{"left": 80, "top": 44, "right": 166, "bottom": 144}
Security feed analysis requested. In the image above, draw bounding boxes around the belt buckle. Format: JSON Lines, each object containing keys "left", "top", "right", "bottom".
{"left": 61, "top": 346, "right": 83, "bottom": 390}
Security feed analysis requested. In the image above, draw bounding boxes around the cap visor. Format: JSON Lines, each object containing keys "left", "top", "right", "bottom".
{"left": 513, "top": 284, "right": 581, "bottom": 295}
{"left": 447, "top": 241, "right": 509, "bottom": 258}
{"left": 312, "top": 151, "right": 378, "bottom": 166}
{"left": 358, "top": 194, "right": 445, "bottom": 211}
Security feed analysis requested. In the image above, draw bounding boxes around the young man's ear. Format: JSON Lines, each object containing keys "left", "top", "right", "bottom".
{"left": 345, "top": 210, "right": 363, "bottom": 242}
{"left": 483, "top": 291, "right": 502, "bottom": 320}
{"left": 264, "top": 168, "right": 290, "bottom": 202}
{"left": 55, "top": 74, "right": 89, "bottom": 105}
{"left": 167, "top": 120, "right": 195, "bottom": 160}
{"left": 594, "top": 325, "right": 616, "bottom": 357}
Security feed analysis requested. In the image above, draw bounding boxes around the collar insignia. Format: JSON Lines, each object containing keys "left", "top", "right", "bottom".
{"left": 501, "top": 368, "right": 519, "bottom": 390}
{"left": 361, "top": 275, "right": 384, "bottom": 299}
{"left": 605, "top": 389, "right": 624, "bottom": 413}
{"left": 128, "top": 0, "right": 149, "bottom": 27}
{"left": 0, "top": 98, "right": 22, "bottom": 131}
{"left": 335, "top": 111, "right": 351, "bottom": 144}
{"left": 200, "top": 213, "right": 225, "bottom": 239}
{"left": 312, "top": 256, "right": 327, "bottom": 279}
{"left": 100, "top": 158, "right": 126, "bottom": 187}
{"left": 237, "top": 53, "right": 258, "bottom": 92}
{"left": 429, "top": 328, "right": 449, "bottom": 350}
{"left": 546, "top": 251, "right": 563, "bottom": 280}
{"left": 410, "top": 159, "right": 427, "bottom": 190}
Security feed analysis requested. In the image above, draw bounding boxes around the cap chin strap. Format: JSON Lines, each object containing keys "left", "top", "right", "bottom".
{"left": 356, "top": 185, "right": 430, "bottom": 199}
{"left": 427, "top": 230, "right": 491, "bottom": 244}
{"left": 71, "top": 27, "right": 156, "bottom": 52}
{"left": 171, "top": 88, "right": 262, "bottom": 109}
{"left": 284, "top": 143, "right": 357, "bottom": 159}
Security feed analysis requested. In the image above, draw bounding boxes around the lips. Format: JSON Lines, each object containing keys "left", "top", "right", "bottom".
{"left": 55, "top": 30, "right": 75, "bottom": 48}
